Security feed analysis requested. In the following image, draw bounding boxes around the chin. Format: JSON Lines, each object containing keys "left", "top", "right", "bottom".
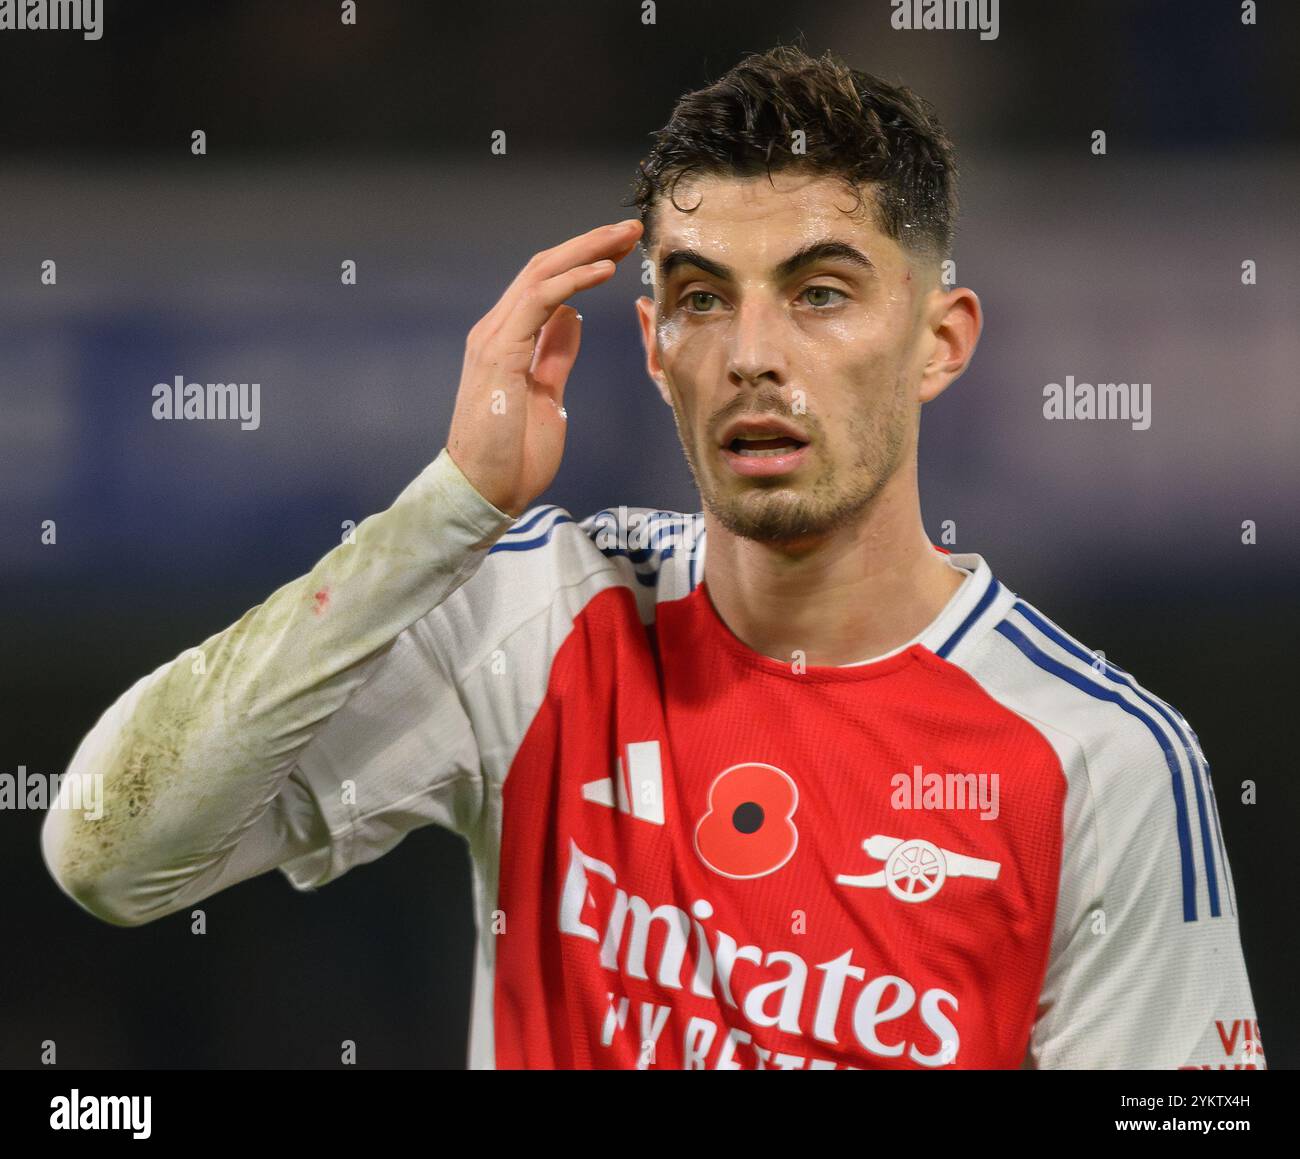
{"left": 711, "top": 489, "right": 834, "bottom": 544}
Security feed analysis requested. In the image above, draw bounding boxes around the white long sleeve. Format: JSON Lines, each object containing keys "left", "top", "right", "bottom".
{"left": 40, "top": 447, "right": 515, "bottom": 926}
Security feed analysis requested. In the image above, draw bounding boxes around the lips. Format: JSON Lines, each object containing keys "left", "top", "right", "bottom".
{"left": 720, "top": 440, "right": 809, "bottom": 477}
{"left": 726, "top": 435, "right": 805, "bottom": 457}
{"left": 719, "top": 416, "right": 809, "bottom": 454}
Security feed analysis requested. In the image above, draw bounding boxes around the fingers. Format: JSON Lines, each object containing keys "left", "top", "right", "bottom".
{"left": 500, "top": 258, "right": 618, "bottom": 346}
{"left": 488, "top": 219, "right": 643, "bottom": 345}
{"left": 530, "top": 305, "right": 583, "bottom": 404}
{"left": 524, "top": 219, "right": 644, "bottom": 287}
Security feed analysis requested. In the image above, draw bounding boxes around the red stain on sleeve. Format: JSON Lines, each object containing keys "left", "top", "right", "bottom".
{"left": 313, "top": 588, "right": 330, "bottom": 615}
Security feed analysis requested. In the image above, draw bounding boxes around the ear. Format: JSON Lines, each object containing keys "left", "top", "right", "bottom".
{"left": 635, "top": 295, "right": 673, "bottom": 407}
{"left": 918, "top": 286, "right": 982, "bottom": 405}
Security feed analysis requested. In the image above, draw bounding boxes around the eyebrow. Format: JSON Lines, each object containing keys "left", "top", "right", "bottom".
{"left": 657, "top": 239, "right": 876, "bottom": 286}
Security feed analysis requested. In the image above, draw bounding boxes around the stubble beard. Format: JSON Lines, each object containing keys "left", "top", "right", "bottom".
{"left": 676, "top": 371, "right": 912, "bottom": 546}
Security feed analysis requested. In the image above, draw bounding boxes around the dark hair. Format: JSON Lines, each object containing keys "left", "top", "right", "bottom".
{"left": 629, "top": 44, "right": 958, "bottom": 268}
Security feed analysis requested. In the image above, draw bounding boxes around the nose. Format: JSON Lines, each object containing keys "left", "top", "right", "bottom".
{"left": 725, "top": 295, "right": 788, "bottom": 390}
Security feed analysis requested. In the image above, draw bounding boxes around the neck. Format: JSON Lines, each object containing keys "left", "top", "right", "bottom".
{"left": 699, "top": 460, "right": 964, "bottom": 667}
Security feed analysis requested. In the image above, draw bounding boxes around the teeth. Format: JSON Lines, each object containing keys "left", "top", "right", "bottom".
{"left": 735, "top": 445, "right": 799, "bottom": 457}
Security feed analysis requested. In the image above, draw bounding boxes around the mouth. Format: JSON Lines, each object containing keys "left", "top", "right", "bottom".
{"left": 719, "top": 434, "right": 810, "bottom": 477}
{"left": 724, "top": 434, "right": 809, "bottom": 458}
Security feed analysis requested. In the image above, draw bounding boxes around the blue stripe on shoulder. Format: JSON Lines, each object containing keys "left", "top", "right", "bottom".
{"left": 488, "top": 512, "right": 573, "bottom": 553}
{"left": 1011, "top": 601, "right": 1221, "bottom": 919}
{"left": 580, "top": 512, "right": 702, "bottom": 588}
{"left": 934, "top": 578, "right": 1003, "bottom": 659}
{"left": 499, "top": 505, "right": 560, "bottom": 538}
{"left": 994, "top": 617, "right": 1200, "bottom": 923}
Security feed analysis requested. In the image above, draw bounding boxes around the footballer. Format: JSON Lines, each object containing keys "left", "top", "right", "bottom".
{"left": 41, "top": 45, "right": 1262, "bottom": 1070}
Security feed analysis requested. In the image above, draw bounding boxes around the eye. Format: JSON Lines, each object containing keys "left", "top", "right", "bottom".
{"left": 801, "top": 285, "right": 846, "bottom": 308}
{"left": 682, "top": 290, "right": 721, "bottom": 314}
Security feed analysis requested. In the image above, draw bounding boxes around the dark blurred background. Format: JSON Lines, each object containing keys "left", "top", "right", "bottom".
{"left": 2, "top": 0, "right": 1295, "bottom": 1068}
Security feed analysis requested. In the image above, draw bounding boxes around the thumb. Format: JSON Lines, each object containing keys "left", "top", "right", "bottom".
{"left": 529, "top": 305, "right": 583, "bottom": 406}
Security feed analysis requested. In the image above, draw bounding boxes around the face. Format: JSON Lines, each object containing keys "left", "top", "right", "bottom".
{"left": 635, "top": 170, "right": 971, "bottom": 546}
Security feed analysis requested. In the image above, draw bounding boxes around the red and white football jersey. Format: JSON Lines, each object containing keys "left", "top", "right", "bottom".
{"left": 44, "top": 449, "right": 1264, "bottom": 1069}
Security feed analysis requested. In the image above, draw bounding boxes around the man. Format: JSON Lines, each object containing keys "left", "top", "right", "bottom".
{"left": 42, "top": 45, "right": 1261, "bottom": 1070}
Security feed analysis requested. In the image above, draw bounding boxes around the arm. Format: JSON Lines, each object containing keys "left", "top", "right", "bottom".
{"left": 41, "top": 216, "right": 646, "bottom": 927}
{"left": 1028, "top": 721, "right": 1263, "bottom": 1069}
{"left": 41, "top": 449, "right": 516, "bottom": 925}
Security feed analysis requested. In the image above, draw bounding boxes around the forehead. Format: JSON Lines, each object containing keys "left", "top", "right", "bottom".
{"left": 651, "top": 170, "right": 893, "bottom": 265}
